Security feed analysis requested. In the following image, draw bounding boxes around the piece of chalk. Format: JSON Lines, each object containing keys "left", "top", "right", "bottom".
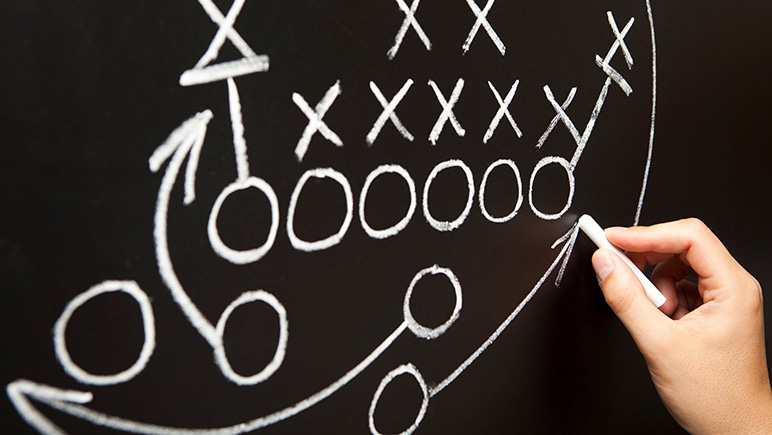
{"left": 578, "top": 214, "right": 667, "bottom": 308}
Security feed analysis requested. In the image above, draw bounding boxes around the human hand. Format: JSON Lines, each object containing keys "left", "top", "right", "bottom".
{"left": 591, "top": 218, "right": 772, "bottom": 434}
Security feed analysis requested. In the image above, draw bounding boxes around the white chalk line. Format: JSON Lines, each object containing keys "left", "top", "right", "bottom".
{"left": 428, "top": 79, "right": 466, "bottom": 145}
{"left": 7, "top": 380, "right": 93, "bottom": 435}
{"left": 10, "top": 323, "right": 409, "bottom": 435}
{"left": 293, "top": 81, "right": 343, "bottom": 162}
{"left": 367, "top": 80, "right": 415, "bottom": 145}
{"left": 636, "top": 0, "right": 657, "bottom": 225}
{"left": 462, "top": 0, "right": 506, "bottom": 56}
{"left": 151, "top": 110, "right": 221, "bottom": 347}
{"left": 388, "top": 0, "right": 432, "bottom": 60}
{"left": 429, "top": 224, "right": 580, "bottom": 396}
{"left": 484, "top": 80, "right": 522, "bottom": 144}
{"left": 227, "top": 78, "right": 250, "bottom": 182}
{"left": 180, "top": 57, "right": 270, "bottom": 87}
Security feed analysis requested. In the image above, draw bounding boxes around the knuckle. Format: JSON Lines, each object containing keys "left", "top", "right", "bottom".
{"left": 681, "top": 217, "right": 709, "bottom": 236}
{"left": 603, "top": 283, "right": 635, "bottom": 315}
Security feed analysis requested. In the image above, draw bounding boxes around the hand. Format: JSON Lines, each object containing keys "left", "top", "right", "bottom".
{"left": 591, "top": 218, "right": 772, "bottom": 434}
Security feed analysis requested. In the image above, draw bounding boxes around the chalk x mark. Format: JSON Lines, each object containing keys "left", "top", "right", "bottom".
{"left": 293, "top": 81, "right": 343, "bottom": 162}
{"left": 388, "top": 0, "right": 432, "bottom": 59}
{"left": 428, "top": 79, "right": 466, "bottom": 145}
{"left": 484, "top": 80, "right": 522, "bottom": 144}
{"left": 536, "top": 87, "right": 576, "bottom": 149}
{"left": 367, "top": 80, "right": 415, "bottom": 145}
{"left": 462, "top": 0, "right": 506, "bottom": 55}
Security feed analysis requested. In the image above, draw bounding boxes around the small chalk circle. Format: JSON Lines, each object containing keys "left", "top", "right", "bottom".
{"left": 578, "top": 214, "right": 666, "bottom": 308}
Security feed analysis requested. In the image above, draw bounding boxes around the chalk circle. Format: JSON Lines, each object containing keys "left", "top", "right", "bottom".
{"left": 287, "top": 167, "right": 354, "bottom": 252}
{"left": 479, "top": 159, "right": 523, "bottom": 223}
{"left": 368, "top": 363, "right": 429, "bottom": 435}
{"left": 53, "top": 280, "right": 156, "bottom": 386}
{"left": 214, "top": 290, "right": 288, "bottom": 386}
{"left": 403, "top": 265, "right": 462, "bottom": 340}
{"left": 359, "top": 164, "right": 417, "bottom": 240}
{"left": 208, "top": 177, "right": 280, "bottom": 265}
{"left": 528, "top": 156, "right": 575, "bottom": 221}
{"left": 422, "top": 159, "right": 475, "bottom": 232}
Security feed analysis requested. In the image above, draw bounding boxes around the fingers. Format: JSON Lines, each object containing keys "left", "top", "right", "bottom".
{"left": 605, "top": 218, "right": 740, "bottom": 285}
{"left": 592, "top": 249, "right": 669, "bottom": 347}
{"left": 651, "top": 256, "right": 692, "bottom": 317}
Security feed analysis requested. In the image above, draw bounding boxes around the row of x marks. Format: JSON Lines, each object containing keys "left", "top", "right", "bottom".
{"left": 294, "top": 79, "right": 584, "bottom": 162}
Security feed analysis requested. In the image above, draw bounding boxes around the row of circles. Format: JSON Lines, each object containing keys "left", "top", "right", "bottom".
{"left": 52, "top": 265, "right": 462, "bottom": 394}
{"left": 209, "top": 156, "right": 575, "bottom": 265}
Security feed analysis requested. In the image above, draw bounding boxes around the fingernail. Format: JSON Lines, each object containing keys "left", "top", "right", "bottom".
{"left": 593, "top": 251, "right": 615, "bottom": 281}
{"left": 605, "top": 226, "right": 628, "bottom": 236}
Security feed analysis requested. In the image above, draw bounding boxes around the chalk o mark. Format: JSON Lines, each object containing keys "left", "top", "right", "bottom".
{"left": 53, "top": 281, "right": 155, "bottom": 386}
{"left": 479, "top": 159, "right": 523, "bottom": 223}
{"left": 359, "top": 164, "right": 417, "bottom": 240}
{"left": 208, "top": 177, "right": 280, "bottom": 265}
{"left": 422, "top": 159, "right": 475, "bottom": 232}
{"left": 287, "top": 168, "right": 354, "bottom": 252}
{"left": 214, "top": 291, "right": 288, "bottom": 386}
{"left": 528, "top": 156, "right": 575, "bottom": 221}
{"left": 403, "top": 265, "right": 462, "bottom": 340}
{"left": 368, "top": 364, "right": 429, "bottom": 435}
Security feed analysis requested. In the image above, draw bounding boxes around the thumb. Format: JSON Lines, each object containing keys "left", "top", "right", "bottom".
{"left": 592, "top": 249, "right": 669, "bottom": 347}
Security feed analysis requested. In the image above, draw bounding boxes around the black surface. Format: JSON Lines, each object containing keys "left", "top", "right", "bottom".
{"left": 2, "top": 1, "right": 770, "bottom": 434}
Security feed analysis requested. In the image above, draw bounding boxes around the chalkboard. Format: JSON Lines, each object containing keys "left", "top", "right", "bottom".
{"left": 2, "top": 1, "right": 771, "bottom": 434}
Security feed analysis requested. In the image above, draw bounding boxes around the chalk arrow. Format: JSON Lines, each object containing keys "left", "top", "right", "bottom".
{"left": 6, "top": 379, "right": 93, "bottom": 435}
{"left": 551, "top": 221, "right": 580, "bottom": 286}
{"left": 150, "top": 110, "right": 213, "bottom": 205}
{"left": 150, "top": 110, "right": 221, "bottom": 348}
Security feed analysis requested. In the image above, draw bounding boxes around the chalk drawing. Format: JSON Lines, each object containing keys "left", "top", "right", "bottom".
{"left": 227, "top": 78, "right": 251, "bottom": 182}
{"left": 422, "top": 159, "right": 475, "bottom": 232}
{"left": 428, "top": 79, "right": 466, "bottom": 145}
{"left": 462, "top": 0, "right": 506, "bottom": 55}
{"left": 484, "top": 80, "right": 522, "bottom": 144}
{"left": 478, "top": 159, "right": 523, "bottom": 223}
{"left": 388, "top": 0, "right": 432, "bottom": 60}
{"left": 636, "top": 0, "right": 657, "bottom": 225}
{"left": 213, "top": 291, "right": 288, "bottom": 386}
{"left": 367, "top": 80, "right": 415, "bottom": 145}
{"left": 536, "top": 87, "right": 576, "bottom": 149}
{"left": 368, "top": 364, "right": 429, "bottom": 435}
{"left": 179, "top": 0, "right": 269, "bottom": 86}
{"left": 8, "top": 3, "right": 663, "bottom": 433}
{"left": 287, "top": 167, "right": 354, "bottom": 252}
{"left": 208, "top": 178, "right": 280, "bottom": 265}
{"left": 54, "top": 281, "right": 155, "bottom": 386}
{"left": 293, "top": 81, "right": 343, "bottom": 162}
{"left": 403, "top": 265, "right": 463, "bottom": 340}
{"left": 359, "top": 164, "right": 417, "bottom": 240}
{"left": 528, "top": 156, "right": 576, "bottom": 221}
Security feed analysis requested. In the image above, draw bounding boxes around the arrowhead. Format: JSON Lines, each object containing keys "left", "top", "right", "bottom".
{"left": 149, "top": 110, "right": 213, "bottom": 205}
{"left": 550, "top": 222, "right": 580, "bottom": 286}
{"left": 7, "top": 379, "right": 92, "bottom": 435}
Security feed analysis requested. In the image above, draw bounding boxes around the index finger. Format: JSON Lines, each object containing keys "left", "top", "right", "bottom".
{"left": 605, "top": 218, "right": 741, "bottom": 283}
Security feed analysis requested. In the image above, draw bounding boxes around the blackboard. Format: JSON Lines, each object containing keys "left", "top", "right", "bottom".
{"left": 2, "top": 1, "right": 771, "bottom": 433}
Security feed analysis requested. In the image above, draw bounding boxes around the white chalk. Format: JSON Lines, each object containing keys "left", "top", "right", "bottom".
{"left": 578, "top": 214, "right": 666, "bottom": 308}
